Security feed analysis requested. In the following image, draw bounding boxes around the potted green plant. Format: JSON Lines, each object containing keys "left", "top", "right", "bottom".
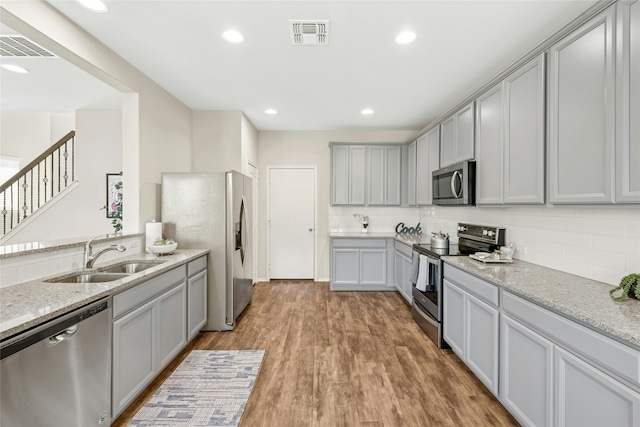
{"left": 609, "top": 273, "right": 640, "bottom": 301}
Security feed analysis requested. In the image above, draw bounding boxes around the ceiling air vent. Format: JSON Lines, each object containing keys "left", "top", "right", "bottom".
{"left": 289, "top": 20, "right": 329, "bottom": 46}
{"left": 0, "top": 36, "right": 56, "bottom": 58}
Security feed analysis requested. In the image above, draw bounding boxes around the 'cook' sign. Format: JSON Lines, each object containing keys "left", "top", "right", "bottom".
{"left": 395, "top": 222, "right": 422, "bottom": 235}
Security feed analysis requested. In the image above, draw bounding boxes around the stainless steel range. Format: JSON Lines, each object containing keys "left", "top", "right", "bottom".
{"left": 411, "top": 223, "right": 505, "bottom": 348}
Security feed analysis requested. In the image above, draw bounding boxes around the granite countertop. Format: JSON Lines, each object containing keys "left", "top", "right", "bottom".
{"left": 329, "top": 231, "right": 429, "bottom": 245}
{"left": 0, "top": 233, "right": 144, "bottom": 259}
{"left": 0, "top": 249, "right": 209, "bottom": 341}
{"left": 443, "top": 256, "right": 640, "bottom": 349}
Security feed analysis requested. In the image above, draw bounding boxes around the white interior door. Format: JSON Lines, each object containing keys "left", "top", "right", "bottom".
{"left": 268, "top": 167, "right": 315, "bottom": 279}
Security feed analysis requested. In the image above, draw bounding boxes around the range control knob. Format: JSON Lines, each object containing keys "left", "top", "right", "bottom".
{"left": 487, "top": 230, "right": 495, "bottom": 237}
{"left": 482, "top": 229, "right": 488, "bottom": 236}
{"left": 458, "top": 226, "right": 468, "bottom": 232}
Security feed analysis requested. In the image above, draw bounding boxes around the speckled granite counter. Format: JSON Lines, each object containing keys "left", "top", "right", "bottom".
{"left": 443, "top": 256, "right": 640, "bottom": 349}
{"left": 0, "top": 249, "right": 209, "bottom": 341}
{"left": 0, "top": 233, "right": 143, "bottom": 259}
{"left": 329, "top": 231, "right": 429, "bottom": 245}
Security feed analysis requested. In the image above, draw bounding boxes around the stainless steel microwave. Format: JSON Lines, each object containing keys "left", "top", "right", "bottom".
{"left": 432, "top": 160, "right": 476, "bottom": 206}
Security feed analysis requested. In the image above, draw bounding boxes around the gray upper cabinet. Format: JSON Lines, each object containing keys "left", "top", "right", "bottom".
{"left": 368, "top": 145, "right": 401, "bottom": 205}
{"left": 407, "top": 140, "right": 417, "bottom": 206}
{"left": 616, "top": 0, "right": 640, "bottom": 203}
{"left": 476, "top": 83, "right": 504, "bottom": 205}
{"left": 331, "top": 143, "right": 401, "bottom": 206}
{"left": 416, "top": 127, "right": 441, "bottom": 205}
{"left": 331, "top": 144, "right": 366, "bottom": 205}
{"left": 440, "top": 102, "right": 475, "bottom": 168}
{"left": 477, "top": 54, "right": 545, "bottom": 205}
{"left": 503, "top": 54, "right": 545, "bottom": 204}
{"left": 549, "top": 7, "right": 616, "bottom": 204}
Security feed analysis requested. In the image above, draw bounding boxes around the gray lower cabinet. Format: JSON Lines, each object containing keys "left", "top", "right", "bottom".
{"left": 443, "top": 267, "right": 499, "bottom": 396}
{"left": 416, "top": 127, "right": 440, "bottom": 205}
{"left": 549, "top": 7, "right": 616, "bottom": 204}
{"left": 331, "top": 238, "right": 394, "bottom": 291}
{"left": 111, "top": 262, "right": 205, "bottom": 418}
{"left": 555, "top": 346, "right": 640, "bottom": 427}
{"left": 476, "top": 54, "right": 545, "bottom": 205}
{"left": 616, "top": 0, "right": 640, "bottom": 203}
{"left": 393, "top": 240, "right": 413, "bottom": 303}
{"left": 500, "top": 314, "right": 554, "bottom": 427}
{"left": 440, "top": 102, "right": 475, "bottom": 168}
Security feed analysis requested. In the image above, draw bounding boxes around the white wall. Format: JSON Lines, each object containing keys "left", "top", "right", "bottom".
{"left": 0, "top": 112, "right": 74, "bottom": 163}
{"left": 258, "top": 130, "right": 416, "bottom": 281}
{"left": 3, "top": 110, "right": 122, "bottom": 244}
{"left": 191, "top": 111, "right": 242, "bottom": 173}
{"left": 241, "top": 113, "right": 258, "bottom": 173}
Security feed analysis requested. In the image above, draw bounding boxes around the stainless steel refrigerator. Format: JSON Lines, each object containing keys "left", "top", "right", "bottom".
{"left": 161, "top": 171, "right": 253, "bottom": 331}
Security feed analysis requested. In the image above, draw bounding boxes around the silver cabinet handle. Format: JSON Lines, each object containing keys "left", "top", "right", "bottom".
{"left": 450, "top": 171, "right": 463, "bottom": 198}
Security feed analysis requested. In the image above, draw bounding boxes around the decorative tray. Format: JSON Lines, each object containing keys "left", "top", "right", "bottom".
{"left": 469, "top": 254, "right": 513, "bottom": 264}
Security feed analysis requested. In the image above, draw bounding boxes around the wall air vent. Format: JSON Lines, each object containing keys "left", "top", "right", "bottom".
{"left": 0, "top": 36, "right": 56, "bottom": 58}
{"left": 289, "top": 20, "right": 329, "bottom": 46}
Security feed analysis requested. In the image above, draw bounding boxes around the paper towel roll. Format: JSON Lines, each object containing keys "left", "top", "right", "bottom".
{"left": 145, "top": 221, "right": 163, "bottom": 252}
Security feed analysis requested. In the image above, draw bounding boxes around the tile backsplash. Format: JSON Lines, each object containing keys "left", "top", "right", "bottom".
{"left": 330, "top": 205, "right": 640, "bottom": 286}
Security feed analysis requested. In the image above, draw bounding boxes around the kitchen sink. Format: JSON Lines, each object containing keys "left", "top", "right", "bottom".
{"left": 45, "top": 272, "right": 130, "bottom": 283}
{"left": 99, "top": 260, "right": 165, "bottom": 274}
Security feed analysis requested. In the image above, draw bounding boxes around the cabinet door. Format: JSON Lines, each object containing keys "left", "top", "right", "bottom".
{"left": 112, "top": 299, "right": 156, "bottom": 417}
{"left": 465, "top": 292, "right": 499, "bottom": 396}
{"left": 456, "top": 102, "right": 475, "bottom": 162}
{"left": 394, "top": 251, "right": 404, "bottom": 294}
{"left": 402, "top": 254, "right": 414, "bottom": 303}
{"left": 349, "top": 146, "right": 366, "bottom": 205}
{"left": 501, "top": 315, "right": 554, "bottom": 427}
{"left": 504, "top": 53, "right": 545, "bottom": 204}
{"left": 384, "top": 146, "right": 401, "bottom": 205}
{"left": 549, "top": 8, "right": 616, "bottom": 203}
{"left": 555, "top": 346, "right": 640, "bottom": 427}
{"left": 407, "top": 140, "right": 417, "bottom": 205}
{"left": 443, "top": 280, "right": 465, "bottom": 357}
{"left": 331, "top": 145, "right": 349, "bottom": 205}
{"left": 367, "top": 146, "right": 385, "bottom": 205}
{"left": 476, "top": 84, "right": 504, "bottom": 205}
{"left": 416, "top": 134, "right": 430, "bottom": 205}
{"left": 157, "top": 282, "right": 187, "bottom": 369}
{"left": 440, "top": 116, "right": 456, "bottom": 167}
{"left": 425, "top": 127, "right": 440, "bottom": 205}
{"left": 187, "top": 270, "right": 207, "bottom": 340}
{"left": 360, "top": 249, "right": 386, "bottom": 285}
{"left": 332, "top": 249, "right": 359, "bottom": 285}
{"left": 616, "top": 0, "right": 640, "bottom": 202}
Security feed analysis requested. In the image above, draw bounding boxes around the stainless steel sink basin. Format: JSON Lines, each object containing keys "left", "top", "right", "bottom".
{"left": 99, "top": 260, "right": 165, "bottom": 274}
{"left": 45, "top": 272, "right": 130, "bottom": 283}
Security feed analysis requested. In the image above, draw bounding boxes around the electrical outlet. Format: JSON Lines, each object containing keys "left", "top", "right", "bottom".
{"left": 516, "top": 245, "right": 528, "bottom": 255}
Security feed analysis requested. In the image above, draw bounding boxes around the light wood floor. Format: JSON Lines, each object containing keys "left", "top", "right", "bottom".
{"left": 113, "top": 281, "right": 518, "bottom": 427}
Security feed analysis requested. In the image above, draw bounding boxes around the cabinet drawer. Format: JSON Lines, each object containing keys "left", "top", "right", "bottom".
{"left": 503, "top": 291, "right": 640, "bottom": 389}
{"left": 394, "top": 239, "right": 413, "bottom": 258}
{"left": 113, "top": 265, "right": 187, "bottom": 319}
{"left": 332, "top": 238, "right": 387, "bottom": 249}
{"left": 444, "top": 264, "right": 499, "bottom": 307}
{"left": 187, "top": 256, "right": 207, "bottom": 277}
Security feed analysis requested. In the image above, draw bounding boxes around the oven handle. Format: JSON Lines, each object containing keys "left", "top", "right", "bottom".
{"left": 450, "top": 170, "right": 463, "bottom": 199}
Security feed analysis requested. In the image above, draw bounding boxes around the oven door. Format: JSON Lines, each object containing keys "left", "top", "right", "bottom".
{"left": 411, "top": 254, "right": 441, "bottom": 321}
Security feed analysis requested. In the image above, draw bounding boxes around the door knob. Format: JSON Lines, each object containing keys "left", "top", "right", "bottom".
{"left": 309, "top": 228, "right": 313, "bottom": 232}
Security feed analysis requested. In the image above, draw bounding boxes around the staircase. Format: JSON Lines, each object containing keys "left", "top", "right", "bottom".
{"left": 0, "top": 131, "right": 76, "bottom": 237}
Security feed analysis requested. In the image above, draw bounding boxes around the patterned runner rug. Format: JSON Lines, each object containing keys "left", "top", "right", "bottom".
{"left": 128, "top": 350, "right": 265, "bottom": 426}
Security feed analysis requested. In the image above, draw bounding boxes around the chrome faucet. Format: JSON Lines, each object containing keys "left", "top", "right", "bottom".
{"left": 84, "top": 235, "right": 126, "bottom": 268}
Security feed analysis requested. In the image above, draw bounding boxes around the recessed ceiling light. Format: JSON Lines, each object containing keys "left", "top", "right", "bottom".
{"left": 223, "top": 30, "right": 245, "bottom": 44}
{"left": 265, "top": 109, "right": 277, "bottom": 115}
{"left": 395, "top": 31, "right": 417, "bottom": 45}
{"left": 0, "top": 64, "right": 29, "bottom": 74}
{"left": 361, "top": 109, "right": 374, "bottom": 115}
{"left": 76, "top": 0, "right": 108, "bottom": 13}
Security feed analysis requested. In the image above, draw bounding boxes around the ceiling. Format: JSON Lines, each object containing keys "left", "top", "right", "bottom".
{"left": 6, "top": 1, "right": 599, "bottom": 132}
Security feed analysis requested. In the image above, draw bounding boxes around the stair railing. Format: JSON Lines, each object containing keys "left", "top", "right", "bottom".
{"left": 1, "top": 130, "right": 76, "bottom": 236}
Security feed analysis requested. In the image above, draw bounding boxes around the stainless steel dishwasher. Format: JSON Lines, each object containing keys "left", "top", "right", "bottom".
{"left": 1, "top": 298, "right": 112, "bottom": 427}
